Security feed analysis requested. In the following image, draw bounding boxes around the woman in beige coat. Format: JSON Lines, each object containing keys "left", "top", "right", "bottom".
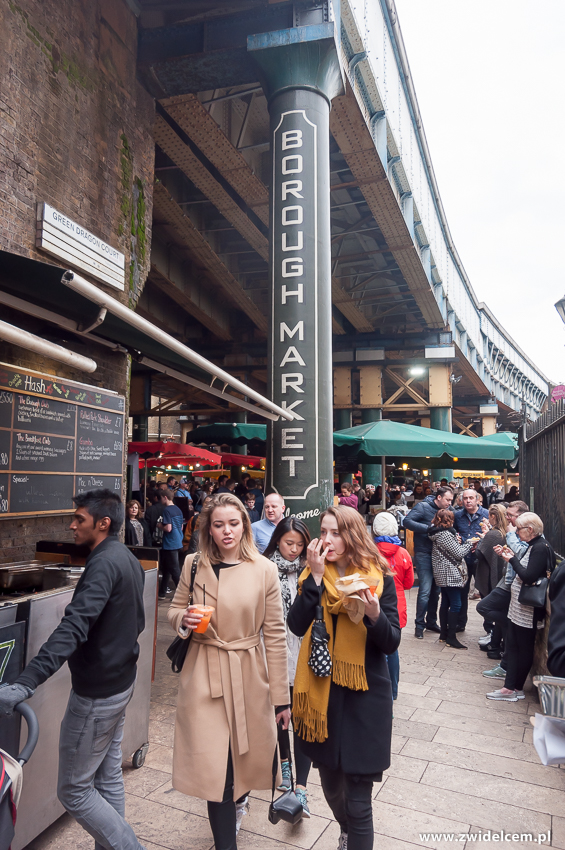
{"left": 168, "top": 492, "right": 291, "bottom": 850}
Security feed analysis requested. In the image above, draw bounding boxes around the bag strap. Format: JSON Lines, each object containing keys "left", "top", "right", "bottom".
{"left": 271, "top": 727, "right": 295, "bottom": 802}
{"left": 188, "top": 553, "right": 199, "bottom": 605}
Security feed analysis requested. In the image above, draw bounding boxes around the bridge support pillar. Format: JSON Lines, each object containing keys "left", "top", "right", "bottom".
{"left": 249, "top": 25, "right": 343, "bottom": 533}
{"left": 359, "top": 366, "right": 383, "bottom": 488}
{"left": 429, "top": 364, "right": 453, "bottom": 482}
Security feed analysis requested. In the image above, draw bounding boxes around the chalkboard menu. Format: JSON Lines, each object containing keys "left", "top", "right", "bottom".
{"left": 0, "top": 363, "right": 125, "bottom": 516}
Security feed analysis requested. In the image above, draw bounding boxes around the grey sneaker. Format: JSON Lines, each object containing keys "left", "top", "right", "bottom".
{"left": 277, "top": 760, "right": 291, "bottom": 791}
{"left": 515, "top": 690, "right": 525, "bottom": 700}
{"left": 295, "top": 787, "right": 310, "bottom": 818}
{"left": 486, "top": 688, "right": 519, "bottom": 702}
{"left": 483, "top": 665, "right": 505, "bottom": 679}
{"left": 235, "top": 796, "right": 249, "bottom": 834}
{"left": 338, "top": 832, "right": 348, "bottom": 850}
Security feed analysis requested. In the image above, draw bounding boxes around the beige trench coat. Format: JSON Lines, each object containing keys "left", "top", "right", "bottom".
{"left": 167, "top": 553, "right": 290, "bottom": 802}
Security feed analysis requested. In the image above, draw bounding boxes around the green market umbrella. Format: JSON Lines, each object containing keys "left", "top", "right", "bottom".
{"left": 333, "top": 420, "right": 517, "bottom": 508}
{"left": 185, "top": 422, "right": 267, "bottom": 446}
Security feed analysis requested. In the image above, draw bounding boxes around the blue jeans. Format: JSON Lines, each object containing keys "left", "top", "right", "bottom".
{"left": 386, "top": 650, "right": 400, "bottom": 700}
{"left": 440, "top": 586, "right": 462, "bottom": 614}
{"left": 57, "top": 683, "right": 146, "bottom": 850}
{"left": 414, "top": 553, "right": 440, "bottom": 630}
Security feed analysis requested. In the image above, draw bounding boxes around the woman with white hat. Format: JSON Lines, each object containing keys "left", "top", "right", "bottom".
{"left": 373, "top": 512, "right": 414, "bottom": 699}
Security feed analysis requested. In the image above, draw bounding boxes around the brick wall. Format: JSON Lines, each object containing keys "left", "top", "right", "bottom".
{"left": 0, "top": 0, "right": 154, "bottom": 304}
{"left": 0, "top": 0, "right": 155, "bottom": 561}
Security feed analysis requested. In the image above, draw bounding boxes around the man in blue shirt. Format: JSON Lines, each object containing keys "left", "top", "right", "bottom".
{"left": 252, "top": 493, "right": 286, "bottom": 553}
{"left": 158, "top": 489, "right": 184, "bottom": 599}
{"left": 454, "top": 488, "right": 489, "bottom": 630}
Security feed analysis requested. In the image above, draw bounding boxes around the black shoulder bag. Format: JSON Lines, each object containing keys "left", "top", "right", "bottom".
{"left": 268, "top": 734, "right": 303, "bottom": 825}
{"left": 518, "top": 543, "right": 553, "bottom": 610}
{"left": 166, "top": 554, "right": 199, "bottom": 673}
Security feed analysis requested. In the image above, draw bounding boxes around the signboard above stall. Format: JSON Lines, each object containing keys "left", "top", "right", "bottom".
{"left": 36, "top": 202, "right": 125, "bottom": 290}
{"left": 0, "top": 363, "right": 124, "bottom": 517}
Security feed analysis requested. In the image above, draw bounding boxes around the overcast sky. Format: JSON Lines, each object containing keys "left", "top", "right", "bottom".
{"left": 393, "top": 0, "right": 565, "bottom": 384}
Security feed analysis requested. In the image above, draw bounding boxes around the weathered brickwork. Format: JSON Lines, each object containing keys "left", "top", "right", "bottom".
{"left": 0, "top": 0, "right": 154, "bottom": 304}
{"left": 0, "top": 0, "right": 155, "bottom": 560}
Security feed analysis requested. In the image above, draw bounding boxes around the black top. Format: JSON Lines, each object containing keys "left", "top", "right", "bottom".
{"left": 548, "top": 561, "right": 565, "bottom": 677}
{"left": 404, "top": 495, "right": 454, "bottom": 555}
{"left": 287, "top": 572, "right": 400, "bottom": 777}
{"left": 508, "top": 535, "right": 554, "bottom": 584}
{"left": 17, "top": 536, "right": 145, "bottom": 698}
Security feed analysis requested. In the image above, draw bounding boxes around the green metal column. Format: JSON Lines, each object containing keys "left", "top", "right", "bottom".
{"left": 430, "top": 407, "right": 453, "bottom": 482}
{"left": 249, "top": 25, "right": 343, "bottom": 534}
{"left": 361, "top": 408, "right": 383, "bottom": 487}
{"left": 230, "top": 412, "right": 247, "bottom": 482}
{"left": 334, "top": 409, "right": 353, "bottom": 485}
{"left": 131, "top": 375, "right": 151, "bottom": 441}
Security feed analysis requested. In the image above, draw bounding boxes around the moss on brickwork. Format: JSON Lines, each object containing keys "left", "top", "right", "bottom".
{"left": 9, "top": 0, "right": 95, "bottom": 91}
{"left": 119, "top": 135, "right": 148, "bottom": 305}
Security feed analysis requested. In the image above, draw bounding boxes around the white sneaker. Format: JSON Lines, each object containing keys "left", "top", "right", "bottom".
{"left": 478, "top": 633, "right": 493, "bottom": 646}
{"left": 235, "top": 796, "right": 249, "bottom": 834}
{"left": 486, "top": 688, "right": 519, "bottom": 702}
{"left": 338, "top": 831, "right": 348, "bottom": 849}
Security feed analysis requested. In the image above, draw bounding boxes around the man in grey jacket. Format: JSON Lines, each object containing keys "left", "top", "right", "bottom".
{"left": 404, "top": 486, "right": 454, "bottom": 639}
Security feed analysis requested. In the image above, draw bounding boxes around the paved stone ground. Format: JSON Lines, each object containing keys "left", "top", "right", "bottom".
{"left": 27, "top": 589, "right": 565, "bottom": 849}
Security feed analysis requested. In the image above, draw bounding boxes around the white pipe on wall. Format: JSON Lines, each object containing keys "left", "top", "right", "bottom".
{"left": 0, "top": 319, "right": 97, "bottom": 373}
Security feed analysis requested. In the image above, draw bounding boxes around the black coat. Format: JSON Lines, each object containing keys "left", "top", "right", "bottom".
{"left": 124, "top": 517, "right": 152, "bottom": 547}
{"left": 287, "top": 573, "right": 401, "bottom": 778}
{"left": 548, "top": 561, "right": 565, "bottom": 677}
{"left": 404, "top": 495, "right": 454, "bottom": 556}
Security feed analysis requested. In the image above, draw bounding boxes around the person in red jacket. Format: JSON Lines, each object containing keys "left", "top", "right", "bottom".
{"left": 373, "top": 511, "right": 414, "bottom": 699}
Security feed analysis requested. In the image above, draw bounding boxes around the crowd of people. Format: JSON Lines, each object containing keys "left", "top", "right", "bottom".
{"left": 0, "top": 468, "right": 561, "bottom": 850}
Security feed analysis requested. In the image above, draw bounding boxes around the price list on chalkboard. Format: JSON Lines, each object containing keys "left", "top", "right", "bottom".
{"left": 0, "top": 363, "right": 125, "bottom": 516}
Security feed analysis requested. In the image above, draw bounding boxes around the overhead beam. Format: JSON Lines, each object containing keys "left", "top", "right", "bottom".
{"left": 329, "top": 85, "right": 444, "bottom": 330}
{"left": 153, "top": 181, "right": 268, "bottom": 333}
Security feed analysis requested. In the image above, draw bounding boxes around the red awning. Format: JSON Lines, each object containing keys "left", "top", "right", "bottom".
{"left": 139, "top": 453, "right": 221, "bottom": 469}
{"left": 220, "top": 453, "right": 265, "bottom": 468}
{"left": 128, "top": 441, "right": 219, "bottom": 464}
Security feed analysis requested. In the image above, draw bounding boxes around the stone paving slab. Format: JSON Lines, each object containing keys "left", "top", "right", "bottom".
{"left": 26, "top": 590, "right": 564, "bottom": 849}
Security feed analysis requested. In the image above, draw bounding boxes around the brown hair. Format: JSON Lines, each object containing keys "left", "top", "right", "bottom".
{"left": 320, "top": 505, "right": 391, "bottom": 575}
{"left": 340, "top": 482, "right": 353, "bottom": 494}
{"left": 196, "top": 492, "right": 259, "bottom": 569}
{"left": 508, "top": 500, "right": 528, "bottom": 515}
{"left": 431, "top": 508, "right": 454, "bottom": 529}
{"left": 488, "top": 503, "right": 507, "bottom": 535}
{"left": 126, "top": 499, "right": 142, "bottom": 516}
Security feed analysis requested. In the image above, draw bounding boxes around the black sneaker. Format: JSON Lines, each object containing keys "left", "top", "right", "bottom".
{"left": 425, "top": 623, "right": 441, "bottom": 634}
{"left": 415, "top": 628, "right": 424, "bottom": 639}
{"left": 487, "top": 648, "right": 502, "bottom": 660}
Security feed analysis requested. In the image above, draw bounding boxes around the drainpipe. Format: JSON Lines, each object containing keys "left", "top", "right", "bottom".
{"left": 0, "top": 319, "right": 97, "bottom": 373}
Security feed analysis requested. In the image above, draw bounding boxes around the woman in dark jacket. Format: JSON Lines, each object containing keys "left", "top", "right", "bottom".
{"left": 287, "top": 506, "right": 400, "bottom": 850}
{"left": 490, "top": 512, "right": 554, "bottom": 702}
{"left": 475, "top": 504, "right": 507, "bottom": 598}
{"left": 124, "top": 499, "right": 152, "bottom": 547}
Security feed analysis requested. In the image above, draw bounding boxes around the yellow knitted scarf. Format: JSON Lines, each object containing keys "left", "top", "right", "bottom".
{"left": 292, "top": 561, "right": 384, "bottom": 743}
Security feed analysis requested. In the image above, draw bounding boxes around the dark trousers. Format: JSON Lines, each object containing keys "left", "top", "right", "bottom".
{"left": 207, "top": 752, "right": 249, "bottom": 850}
{"left": 319, "top": 765, "right": 374, "bottom": 850}
{"left": 278, "top": 686, "right": 312, "bottom": 787}
{"left": 159, "top": 548, "right": 182, "bottom": 596}
{"left": 414, "top": 552, "right": 440, "bottom": 630}
{"left": 504, "top": 620, "right": 537, "bottom": 691}
{"left": 477, "top": 587, "right": 510, "bottom": 649}
{"left": 456, "top": 567, "right": 474, "bottom": 629}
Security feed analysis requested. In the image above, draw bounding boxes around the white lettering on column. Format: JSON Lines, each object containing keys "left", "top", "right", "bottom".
{"left": 280, "top": 321, "right": 304, "bottom": 341}
{"left": 282, "top": 130, "right": 303, "bottom": 149}
{"left": 281, "top": 284, "right": 304, "bottom": 304}
{"left": 280, "top": 347, "right": 306, "bottom": 367}
{"left": 281, "top": 456, "right": 304, "bottom": 477}
{"left": 282, "top": 180, "right": 303, "bottom": 200}
{"left": 282, "top": 257, "right": 303, "bottom": 277}
{"left": 281, "top": 400, "right": 305, "bottom": 420}
{"left": 281, "top": 374, "right": 304, "bottom": 393}
{"left": 282, "top": 206, "right": 303, "bottom": 225}
{"left": 281, "top": 428, "right": 304, "bottom": 449}
{"left": 282, "top": 232, "right": 303, "bottom": 251}
{"left": 282, "top": 155, "right": 303, "bottom": 174}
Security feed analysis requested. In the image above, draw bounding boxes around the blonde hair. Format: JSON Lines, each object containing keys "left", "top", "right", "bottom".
{"left": 515, "top": 511, "right": 544, "bottom": 537}
{"left": 196, "top": 492, "right": 259, "bottom": 569}
{"left": 488, "top": 503, "right": 507, "bottom": 535}
{"left": 320, "top": 505, "right": 391, "bottom": 575}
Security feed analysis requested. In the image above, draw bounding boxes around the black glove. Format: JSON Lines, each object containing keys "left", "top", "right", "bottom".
{"left": 0, "top": 683, "right": 35, "bottom": 717}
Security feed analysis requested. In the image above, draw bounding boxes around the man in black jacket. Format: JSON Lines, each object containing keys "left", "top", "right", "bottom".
{"left": 404, "top": 486, "right": 454, "bottom": 639}
{"left": 0, "top": 489, "right": 146, "bottom": 850}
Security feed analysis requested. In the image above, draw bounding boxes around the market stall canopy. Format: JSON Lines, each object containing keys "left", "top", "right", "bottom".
{"left": 186, "top": 423, "right": 267, "bottom": 446}
{"left": 128, "top": 441, "right": 218, "bottom": 464}
{"left": 139, "top": 454, "right": 221, "bottom": 469}
{"left": 333, "top": 420, "right": 516, "bottom": 463}
{"left": 220, "top": 453, "right": 265, "bottom": 468}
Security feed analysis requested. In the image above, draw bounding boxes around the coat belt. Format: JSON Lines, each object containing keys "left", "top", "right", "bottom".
{"left": 192, "top": 633, "right": 261, "bottom": 755}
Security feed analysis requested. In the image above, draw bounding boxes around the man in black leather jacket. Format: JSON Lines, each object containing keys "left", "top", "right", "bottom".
{"left": 404, "top": 486, "right": 454, "bottom": 639}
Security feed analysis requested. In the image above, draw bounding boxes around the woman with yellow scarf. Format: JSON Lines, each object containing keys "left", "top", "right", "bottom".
{"left": 287, "top": 506, "right": 400, "bottom": 850}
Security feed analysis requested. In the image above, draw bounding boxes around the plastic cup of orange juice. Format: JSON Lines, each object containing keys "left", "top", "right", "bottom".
{"left": 192, "top": 605, "right": 214, "bottom": 633}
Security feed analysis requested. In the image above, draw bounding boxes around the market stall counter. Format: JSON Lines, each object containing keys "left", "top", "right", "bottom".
{"left": 0, "top": 542, "right": 158, "bottom": 850}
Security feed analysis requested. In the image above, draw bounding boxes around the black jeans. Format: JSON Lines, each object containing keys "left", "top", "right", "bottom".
{"left": 319, "top": 765, "right": 374, "bottom": 850}
{"left": 159, "top": 548, "right": 182, "bottom": 596}
{"left": 476, "top": 587, "right": 510, "bottom": 649}
{"left": 504, "top": 620, "right": 537, "bottom": 691}
{"left": 207, "top": 751, "right": 249, "bottom": 850}
{"left": 278, "top": 686, "right": 312, "bottom": 787}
